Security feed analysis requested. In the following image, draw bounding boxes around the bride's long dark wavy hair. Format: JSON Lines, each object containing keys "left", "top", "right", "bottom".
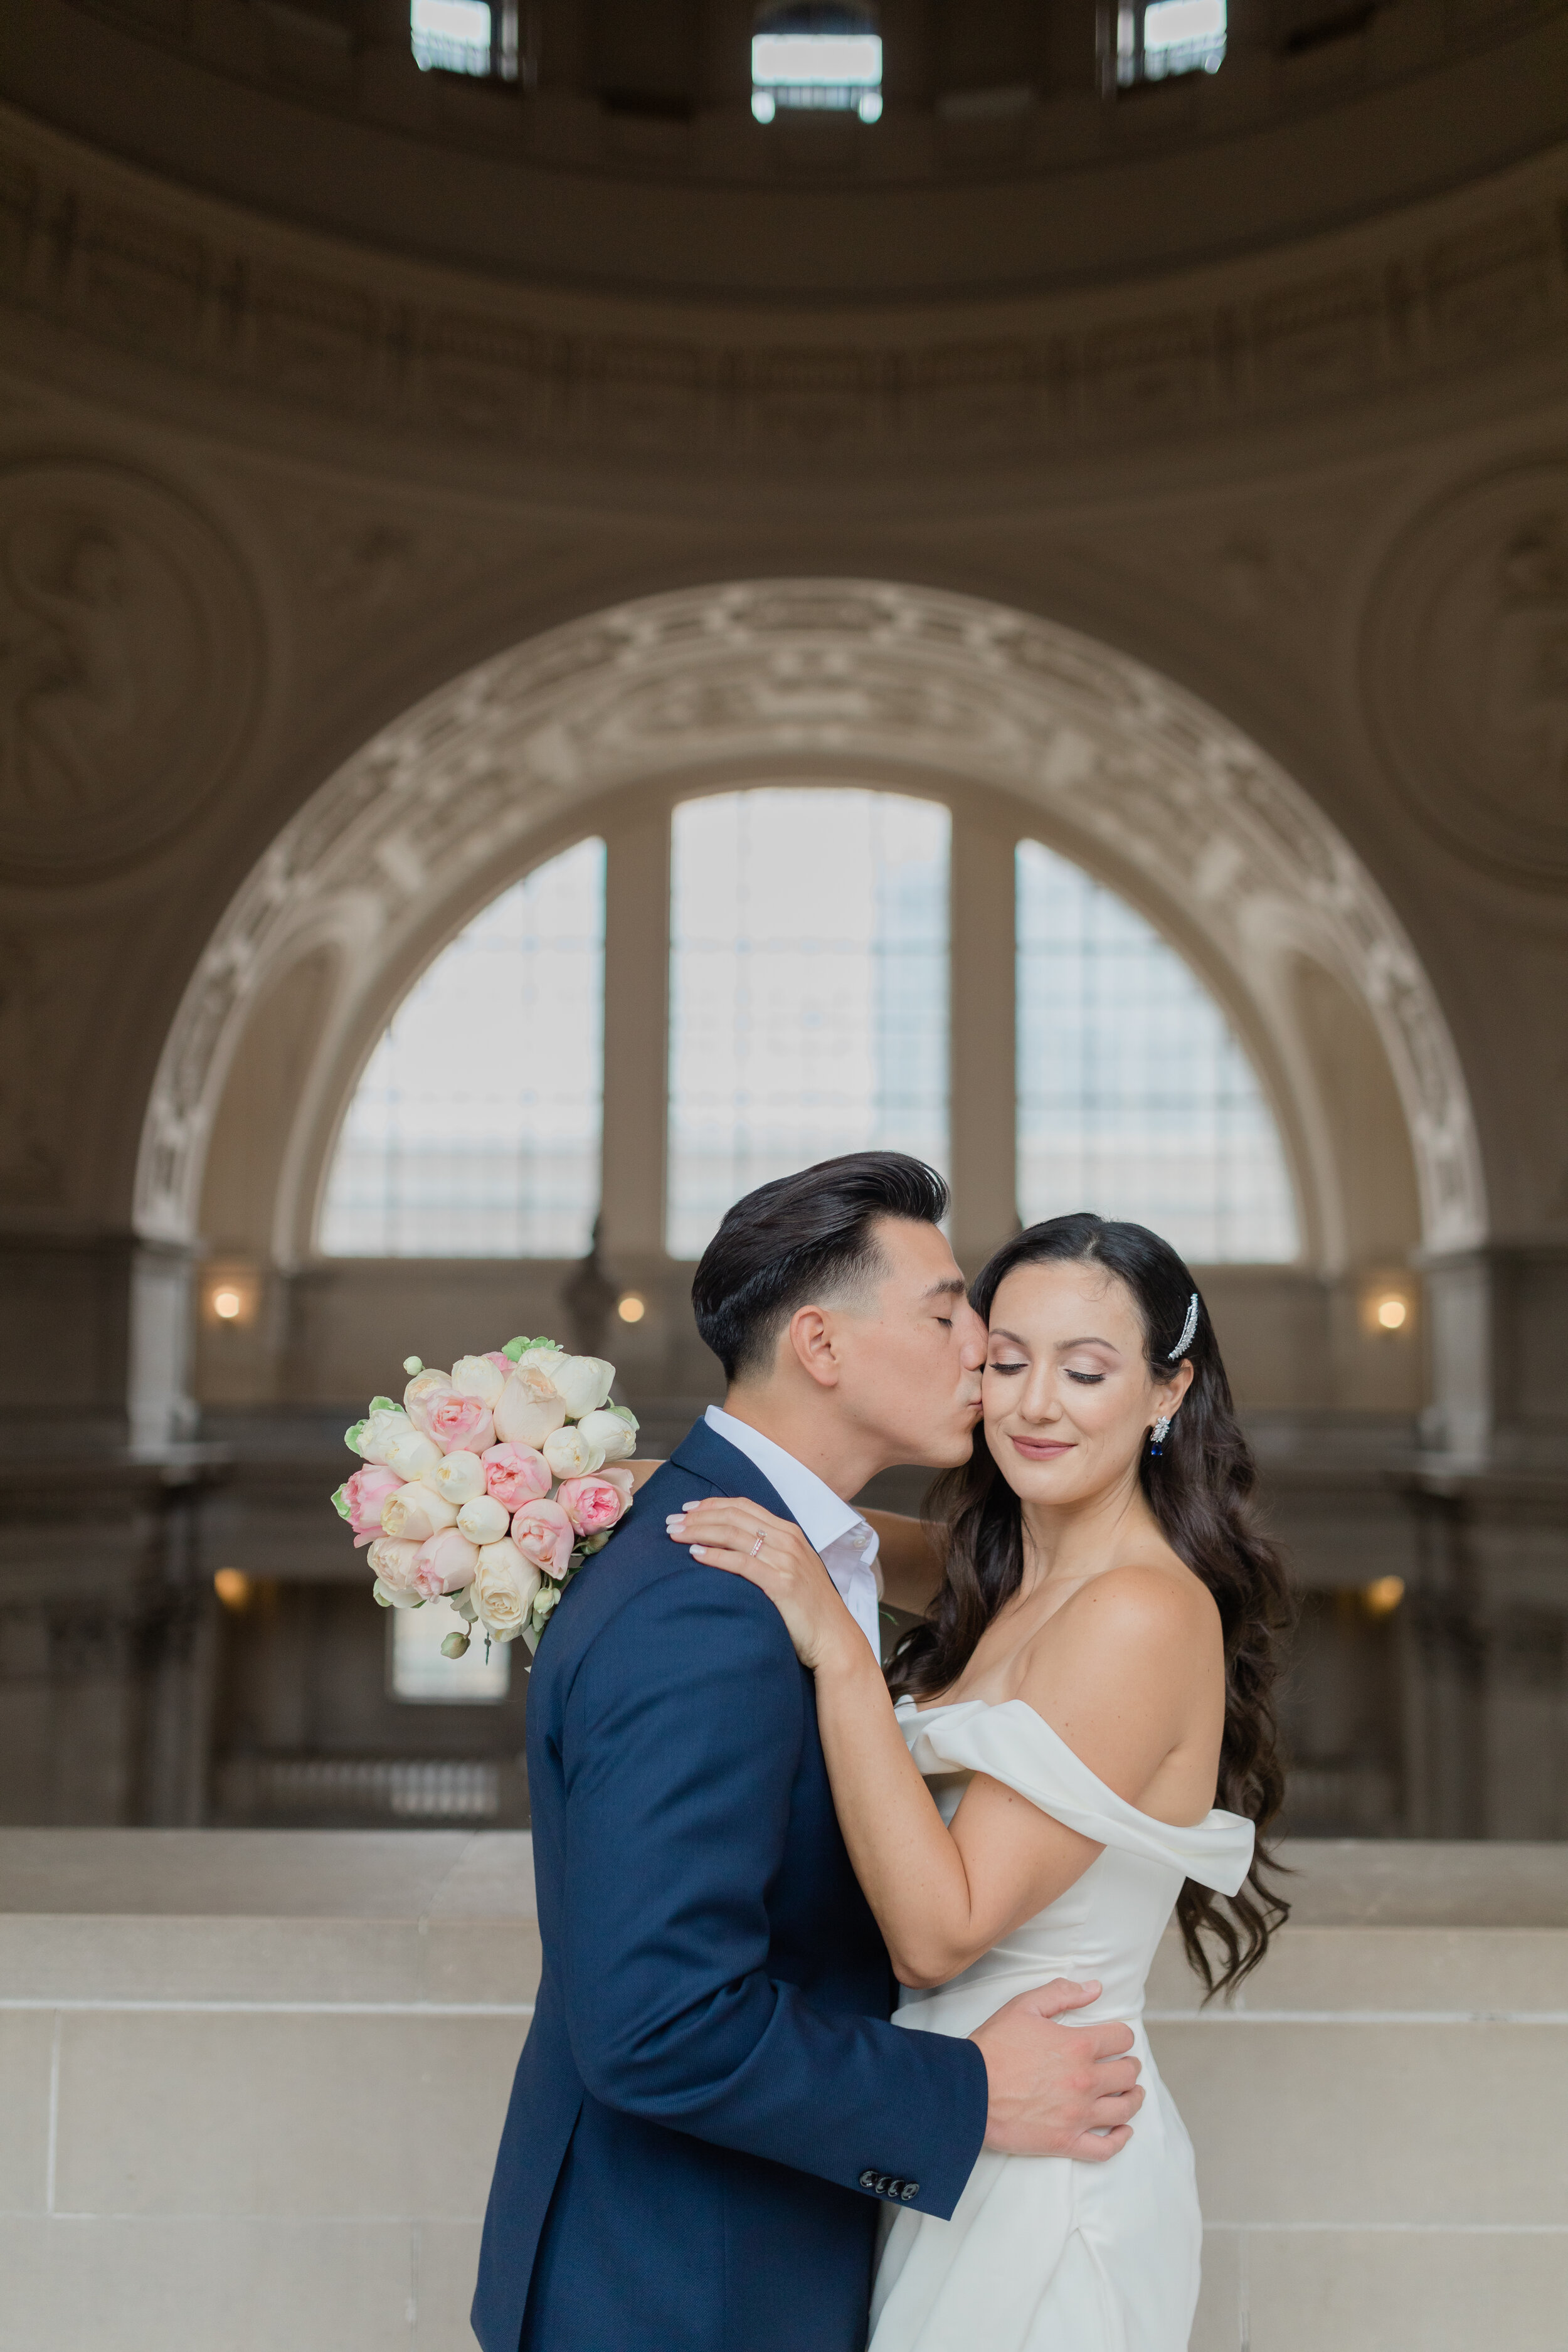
{"left": 886, "top": 1212, "right": 1292, "bottom": 1998}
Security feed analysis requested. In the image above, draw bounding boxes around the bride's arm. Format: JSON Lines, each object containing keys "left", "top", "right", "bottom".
{"left": 860, "top": 1508, "right": 947, "bottom": 1616}
{"left": 670, "top": 1498, "right": 1202, "bottom": 1989}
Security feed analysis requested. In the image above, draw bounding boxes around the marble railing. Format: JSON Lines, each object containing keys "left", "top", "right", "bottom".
{"left": 0, "top": 1833, "right": 1562, "bottom": 2350}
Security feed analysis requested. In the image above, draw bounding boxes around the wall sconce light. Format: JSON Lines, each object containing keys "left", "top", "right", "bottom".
{"left": 204, "top": 1268, "right": 260, "bottom": 1327}
{"left": 617, "top": 1293, "right": 647, "bottom": 1325}
{"left": 1360, "top": 1281, "right": 1414, "bottom": 1337}
{"left": 213, "top": 1568, "right": 252, "bottom": 1611}
{"left": 1362, "top": 1575, "right": 1406, "bottom": 1618}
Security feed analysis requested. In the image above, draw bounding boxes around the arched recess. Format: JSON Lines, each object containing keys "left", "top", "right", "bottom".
{"left": 137, "top": 580, "right": 1485, "bottom": 1396}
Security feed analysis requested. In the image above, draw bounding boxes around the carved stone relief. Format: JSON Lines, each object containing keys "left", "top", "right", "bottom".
{"left": 134, "top": 580, "right": 1487, "bottom": 1264}
{"left": 1364, "top": 464, "right": 1568, "bottom": 882}
{"left": 0, "top": 464, "right": 260, "bottom": 879}
{"left": 2, "top": 119, "right": 1565, "bottom": 478}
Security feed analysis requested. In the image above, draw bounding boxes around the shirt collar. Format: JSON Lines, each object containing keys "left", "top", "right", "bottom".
{"left": 703, "top": 1406, "right": 868, "bottom": 1557}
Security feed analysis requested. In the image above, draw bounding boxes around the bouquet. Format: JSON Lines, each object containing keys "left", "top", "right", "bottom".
{"left": 332, "top": 1336, "right": 638, "bottom": 1658}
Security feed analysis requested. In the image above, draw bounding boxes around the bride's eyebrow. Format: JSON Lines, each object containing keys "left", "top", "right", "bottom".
{"left": 987, "top": 1327, "right": 1120, "bottom": 1352}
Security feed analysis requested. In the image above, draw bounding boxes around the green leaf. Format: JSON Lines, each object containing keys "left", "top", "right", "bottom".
{"left": 344, "top": 1420, "right": 366, "bottom": 1453}
{"left": 368, "top": 1396, "right": 395, "bottom": 1414}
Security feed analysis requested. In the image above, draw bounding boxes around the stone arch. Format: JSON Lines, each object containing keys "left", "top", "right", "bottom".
{"left": 136, "top": 579, "right": 1486, "bottom": 1286}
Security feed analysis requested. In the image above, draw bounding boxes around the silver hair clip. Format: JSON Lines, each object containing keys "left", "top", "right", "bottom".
{"left": 1168, "top": 1292, "right": 1199, "bottom": 1360}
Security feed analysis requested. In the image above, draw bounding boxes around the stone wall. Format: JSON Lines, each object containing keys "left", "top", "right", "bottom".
{"left": 0, "top": 1832, "right": 1562, "bottom": 2350}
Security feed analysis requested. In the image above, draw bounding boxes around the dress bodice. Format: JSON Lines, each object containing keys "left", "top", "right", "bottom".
{"left": 890, "top": 1696, "right": 1254, "bottom": 2038}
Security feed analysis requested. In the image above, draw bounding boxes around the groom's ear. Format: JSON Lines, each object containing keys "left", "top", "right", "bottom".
{"left": 786, "top": 1304, "right": 843, "bottom": 1391}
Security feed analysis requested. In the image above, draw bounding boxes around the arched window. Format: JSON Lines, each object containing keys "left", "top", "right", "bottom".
{"left": 667, "top": 788, "right": 948, "bottom": 1258}
{"left": 1015, "top": 839, "right": 1297, "bottom": 1263}
{"left": 319, "top": 837, "right": 606, "bottom": 1258}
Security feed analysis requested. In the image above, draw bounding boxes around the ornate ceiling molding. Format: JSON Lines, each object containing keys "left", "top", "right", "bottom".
{"left": 134, "top": 579, "right": 1487, "bottom": 1259}
{"left": 2, "top": 110, "right": 1565, "bottom": 479}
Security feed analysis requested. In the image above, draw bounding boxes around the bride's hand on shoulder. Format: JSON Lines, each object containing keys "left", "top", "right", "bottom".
{"left": 665, "top": 1498, "right": 861, "bottom": 1674}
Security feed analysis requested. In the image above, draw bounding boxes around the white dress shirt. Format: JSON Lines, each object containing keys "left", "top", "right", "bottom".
{"left": 702, "top": 1406, "right": 884, "bottom": 1658}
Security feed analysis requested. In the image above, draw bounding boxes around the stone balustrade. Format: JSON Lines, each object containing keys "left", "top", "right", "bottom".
{"left": 0, "top": 1833, "right": 1563, "bottom": 2349}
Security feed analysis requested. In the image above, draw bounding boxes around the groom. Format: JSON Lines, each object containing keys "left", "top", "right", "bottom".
{"left": 472, "top": 1152, "right": 1143, "bottom": 2352}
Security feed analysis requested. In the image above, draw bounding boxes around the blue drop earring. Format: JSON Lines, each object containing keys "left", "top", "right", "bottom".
{"left": 1150, "top": 1416, "right": 1173, "bottom": 1458}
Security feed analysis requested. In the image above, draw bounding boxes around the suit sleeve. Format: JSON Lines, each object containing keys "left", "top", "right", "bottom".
{"left": 554, "top": 1559, "right": 988, "bottom": 2220}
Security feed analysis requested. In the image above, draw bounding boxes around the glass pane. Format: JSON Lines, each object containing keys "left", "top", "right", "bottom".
{"left": 319, "top": 837, "right": 605, "bottom": 1258}
{"left": 411, "top": 0, "right": 493, "bottom": 73}
{"left": 668, "top": 788, "right": 949, "bottom": 1259}
{"left": 1015, "top": 839, "right": 1297, "bottom": 1263}
{"left": 389, "top": 1602, "right": 511, "bottom": 1703}
{"left": 1122, "top": 0, "right": 1226, "bottom": 80}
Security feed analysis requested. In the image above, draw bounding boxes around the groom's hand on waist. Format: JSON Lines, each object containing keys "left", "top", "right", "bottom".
{"left": 970, "top": 1979, "right": 1143, "bottom": 2162}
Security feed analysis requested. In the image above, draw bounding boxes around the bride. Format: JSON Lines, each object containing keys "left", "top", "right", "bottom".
{"left": 669, "top": 1212, "right": 1290, "bottom": 2352}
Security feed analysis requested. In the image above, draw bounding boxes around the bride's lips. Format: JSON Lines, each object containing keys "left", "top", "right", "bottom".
{"left": 1009, "top": 1436, "right": 1074, "bottom": 1460}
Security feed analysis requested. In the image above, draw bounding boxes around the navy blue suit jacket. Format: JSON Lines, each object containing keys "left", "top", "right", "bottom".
{"left": 472, "top": 1417, "right": 988, "bottom": 2352}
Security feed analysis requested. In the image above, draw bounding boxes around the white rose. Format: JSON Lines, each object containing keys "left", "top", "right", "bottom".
{"left": 494, "top": 1365, "right": 568, "bottom": 1449}
{"left": 514, "top": 1342, "right": 564, "bottom": 1372}
{"left": 366, "top": 1535, "right": 423, "bottom": 1591}
{"left": 472, "top": 1539, "right": 541, "bottom": 1643}
{"left": 575, "top": 1407, "right": 636, "bottom": 1463}
{"left": 543, "top": 1422, "right": 607, "bottom": 1479}
{"left": 456, "top": 1493, "right": 510, "bottom": 1545}
{"left": 380, "top": 1480, "right": 459, "bottom": 1542}
{"left": 373, "top": 1576, "right": 424, "bottom": 1609}
{"left": 428, "top": 1449, "right": 486, "bottom": 1507}
{"left": 450, "top": 1353, "right": 506, "bottom": 1409}
{"left": 551, "top": 1355, "right": 616, "bottom": 1419}
{"left": 350, "top": 1406, "right": 442, "bottom": 1481}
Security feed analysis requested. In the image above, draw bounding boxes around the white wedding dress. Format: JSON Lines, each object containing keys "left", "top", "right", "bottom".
{"left": 869, "top": 1698, "right": 1254, "bottom": 2352}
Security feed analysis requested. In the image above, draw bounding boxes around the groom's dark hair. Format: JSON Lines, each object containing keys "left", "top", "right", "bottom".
{"left": 692, "top": 1151, "right": 949, "bottom": 1383}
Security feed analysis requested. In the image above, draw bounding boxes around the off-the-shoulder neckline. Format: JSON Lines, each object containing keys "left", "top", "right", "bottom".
{"left": 894, "top": 1692, "right": 1245, "bottom": 1841}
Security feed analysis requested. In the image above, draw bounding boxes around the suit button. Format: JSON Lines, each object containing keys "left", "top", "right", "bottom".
{"left": 858, "top": 2169, "right": 877, "bottom": 2191}
{"left": 900, "top": 2181, "right": 919, "bottom": 2201}
{"left": 876, "top": 2174, "right": 894, "bottom": 2197}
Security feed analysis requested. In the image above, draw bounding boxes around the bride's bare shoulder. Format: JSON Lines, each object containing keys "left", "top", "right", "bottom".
{"left": 1022, "top": 1559, "right": 1220, "bottom": 1692}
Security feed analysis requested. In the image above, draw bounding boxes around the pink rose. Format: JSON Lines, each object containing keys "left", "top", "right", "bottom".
{"left": 342, "top": 1465, "right": 402, "bottom": 1547}
{"left": 482, "top": 1442, "right": 553, "bottom": 1512}
{"left": 556, "top": 1466, "right": 635, "bottom": 1540}
{"left": 413, "top": 1528, "right": 480, "bottom": 1599}
{"left": 428, "top": 1390, "right": 495, "bottom": 1455}
{"left": 403, "top": 1368, "right": 456, "bottom": 1439}
{"left": 511, "top": 1496, "right": 575, "bottom": 1580}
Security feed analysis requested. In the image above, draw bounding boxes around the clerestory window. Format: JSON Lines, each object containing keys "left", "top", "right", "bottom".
{"left": 1115, "top": 0, "right": 1227, "bottom": 84}
{"left": 410, "top": 0, "right": 517, "bottom": 78}
{"left": 751, "top": 3, "right": 884, "bottom": 123}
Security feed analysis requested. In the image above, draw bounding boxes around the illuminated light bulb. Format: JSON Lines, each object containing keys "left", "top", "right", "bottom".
{"left": 213, "top": 1568, "right": 252, "bottom": 1611}
{"left": 1362, "top": 1575, "right": 1406, "bottom": 1618}
{"left": 1375, "top": 1296, "right": 1408, "bottom": 1331}
{"left": 617, "top": 1293, "right": 647, "bottom": 1325}
{"left": 212, "top": 1286, "right": 244, "bottom": 1322}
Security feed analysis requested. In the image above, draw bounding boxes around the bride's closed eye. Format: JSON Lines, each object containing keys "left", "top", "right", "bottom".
{"left": 1066, "top": 1370, "right": 1106, "bottom": 1385}
{"left": 988, "top": 1357, "right": 1028, "bottom": 1375}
